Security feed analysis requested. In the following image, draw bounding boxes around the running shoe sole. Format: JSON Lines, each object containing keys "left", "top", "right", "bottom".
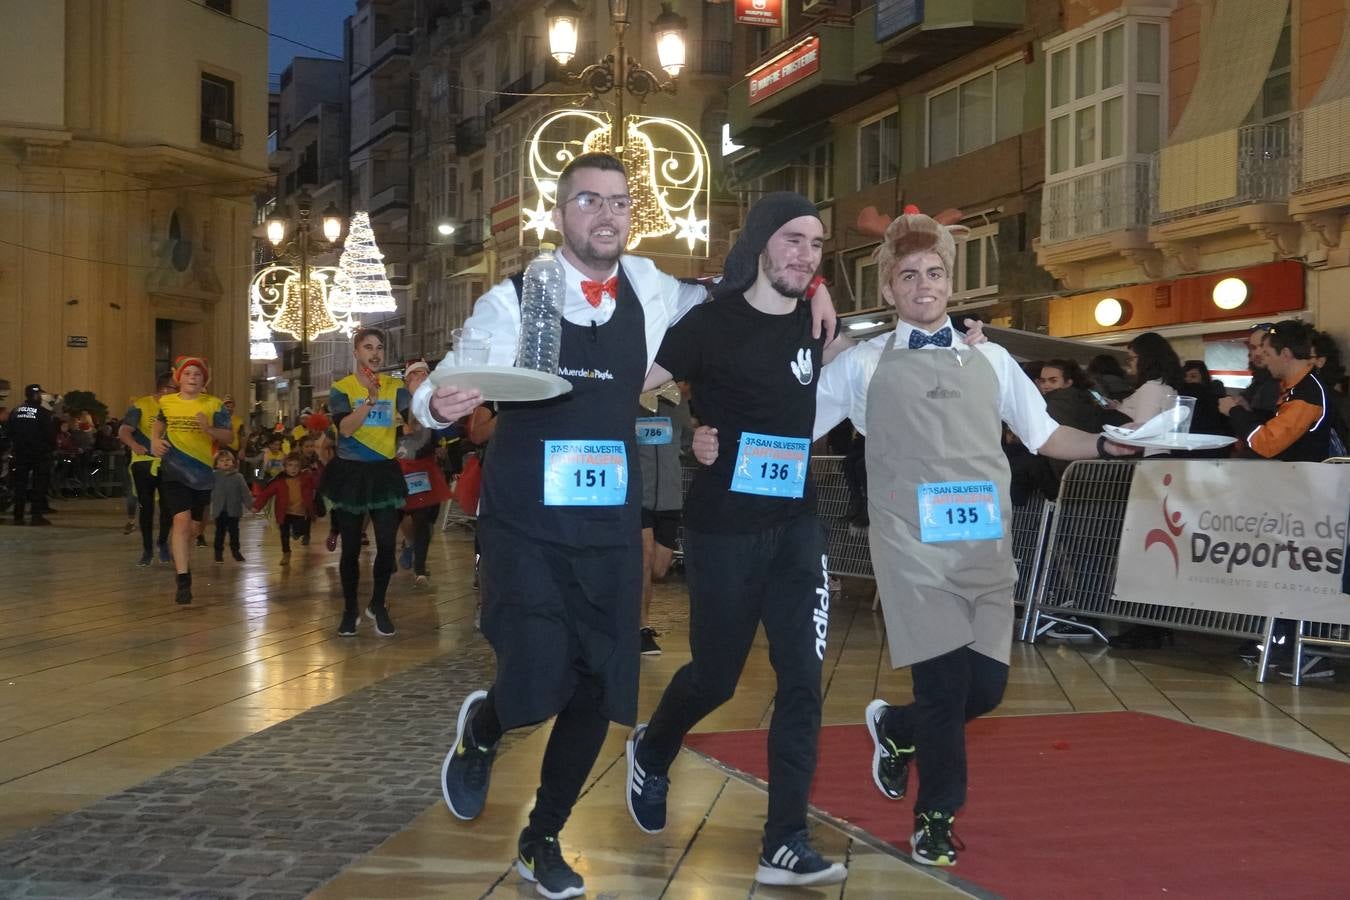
{"left": 753, "top": 861, "right": 848, "bottom": 886}
{"left": 865, "top": 698, "right": 903, "bottom": 801}
{"left": 515, "top": 858, "right": 585, "bottom": 899}
{"left": 442, "top": 689, "right": 488, "bottom": 820}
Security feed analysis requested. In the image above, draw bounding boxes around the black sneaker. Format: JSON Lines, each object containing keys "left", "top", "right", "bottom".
{"left": 441, "top": 690, "right": 497, "bottom": 820}
{"left": 158, "top": 544, "right": 171, "bottom": 564}
{"left": 516, "top": 830, "right": 584, "bottom": 899}
{"left": 30, "top": 515, "right": 51, "bottom": 527}
{"left": 337, "top": 610, "right": 359, "bottom": 636}
{"left": 214, "top": 551, "right": 223, "bottom": 563}
{"left": 365, "top": 605, "right": 396, "bottom": 636}
{"left": 195, "top": 535, "right": 207, "bottom": 548}
{"left": 174, "top": 584, "right": 192, "bottom": 605}
{"left": 911, "top": 811, "right": 964, "bottom": 866}
{"left": 1279, "top": 655, "right": 1336, "bottom": 680}
{"left": 137, "top": 551, "right": 153, "bottom": 567}
{"left": 625, "top": 724, "right": 668, "bottom": 833}
{"left": 640, "top": 627, "right": 662, "bottom": 656}
{"left": 865, "top": 699, "right": 913, "bottom": 801}
{"left": 231, "top": 549, "right": 245, "bottom": 562}
{"left": 755, "top": 830, "right": 847, "bottom": 886}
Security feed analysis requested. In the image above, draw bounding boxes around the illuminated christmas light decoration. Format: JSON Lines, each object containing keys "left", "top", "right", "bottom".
{"left": 523, "top": 109, "right": 709, "bottom": 256}
{"left": 330, "top": 212, "right": 396, "bottom": 313}
{"left": 248, "top": 300, "right": 278, "bottom": 360}
{"left": 250, "top": 264, "right": 343, "bottom": 342}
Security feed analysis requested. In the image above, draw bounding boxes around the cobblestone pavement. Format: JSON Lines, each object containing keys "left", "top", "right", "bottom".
{"left": 0, "top": 643, "right": 504, "bottom": 900}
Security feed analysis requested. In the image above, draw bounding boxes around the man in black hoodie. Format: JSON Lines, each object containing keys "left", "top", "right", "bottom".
{"left": 8, "top": 384, "right": 56, "bottom": 526}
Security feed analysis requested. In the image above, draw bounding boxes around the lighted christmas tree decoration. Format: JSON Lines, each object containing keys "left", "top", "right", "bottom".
{"left": 330, "top": 211, "right": 396, "bottom": 313}
{"left": 248, "top": 301, "right": 278, "bottom": 360}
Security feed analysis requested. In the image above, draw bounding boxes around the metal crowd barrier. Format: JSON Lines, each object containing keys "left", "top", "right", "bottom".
{"left": 1290, "top": 457, "right": 1350, "bottom": 685}
{"left": 1024, "top": 460, "right": 1274, "bottom": 654}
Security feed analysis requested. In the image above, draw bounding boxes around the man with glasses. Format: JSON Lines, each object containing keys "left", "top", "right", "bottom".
{"left": 412, "top": 153, "right": 835, "bottom": 899}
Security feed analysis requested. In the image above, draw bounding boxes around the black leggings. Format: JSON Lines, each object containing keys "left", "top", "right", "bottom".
{"left": 884, "top": 645, "right": 1009, "bottom": 815}
{"left": 131, "top": 461, "right": 171, "bottom": 553}
{"left": 280, "top": 515, "right": 310, "bottom": 553}
{"left": 334, "top": 506, "right": 400, "bottom": 612}
{"left": 407, "top": 504, "right": 440, "bottom": 576}
{"left": 471, "top": 681, "right": 611, "bottom": 839}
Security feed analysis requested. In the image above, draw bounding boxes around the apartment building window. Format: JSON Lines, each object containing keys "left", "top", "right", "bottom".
{"left": 1243, "top": 15, "right": 1291, "bottom": 127}
{"left": 858, "top": 110, "right": 898, "bottom": 189}
{"left": 749, "top": 142, "right": 834, "bottom": 204}
{"left": 1045, "top": 17, "right": 1164, "bottom": 178}
{"left": 431, "top": 154, "right": 458, "bottom": 227}
{"left": 927, "top": 58, "right": 1024, "bottom": 166}
{"left": 200, "top": 73, "right": 238, "bottom": 148}
{"left": 492, "top": 122, "right": 520, "bottom": 203}
{"left": 953, "top": 223, "right": 998, "bottom": 300}
{"left": 851, "top": 257, "right": 878, "bottom": 312}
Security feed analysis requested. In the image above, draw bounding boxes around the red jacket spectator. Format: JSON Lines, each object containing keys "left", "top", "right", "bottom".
{"left": 252, "top": 470, "right": 319, "bottom": 525}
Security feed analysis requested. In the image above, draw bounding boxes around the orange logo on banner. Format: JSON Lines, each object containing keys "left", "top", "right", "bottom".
{"left": 735, "top": 0, "right": 781, "bottom": 27}
{"left": 747, "top": 37, "right": 820, "bottom": 105}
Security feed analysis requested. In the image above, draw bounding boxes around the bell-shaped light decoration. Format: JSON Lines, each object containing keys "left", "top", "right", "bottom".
{"left": 652, "top": 3, "right": 687, "bottom": 78}
{"left": 546, "top": 0, "right": 582, "bottom": 66}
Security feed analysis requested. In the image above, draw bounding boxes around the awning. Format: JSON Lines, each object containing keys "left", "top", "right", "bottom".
{"left": 726, "top": 123, "right": 830, "bottom": 187}
{"left": 449, "top": 260, "right": 487, "bottom": 279}
{"left": 1170, "top": 0, "right": 1289, "bottom": 143}
{"left": 1310, "top": 9, "right": 1350, "bottom": 104}
{"left": 837, "top": 308, "right": 1129, "bottom": 365}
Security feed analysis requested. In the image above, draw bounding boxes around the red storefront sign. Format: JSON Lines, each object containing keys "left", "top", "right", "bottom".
{"left": 735, "top": 0, "right": 782, "bottom": 27}
{"left": 747, "top": 37, "right": 820, "bottom": 105}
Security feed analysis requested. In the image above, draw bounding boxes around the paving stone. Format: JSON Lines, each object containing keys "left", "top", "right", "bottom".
{"left": 0, "top": 646, "right": 506, "bottom": 897}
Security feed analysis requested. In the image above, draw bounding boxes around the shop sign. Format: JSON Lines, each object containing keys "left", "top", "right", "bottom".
{"left": 748, "top": 37, "right": 820, "bottom": 106}
{"left": 735, "top": 0, "right": 782, "bottom": 28}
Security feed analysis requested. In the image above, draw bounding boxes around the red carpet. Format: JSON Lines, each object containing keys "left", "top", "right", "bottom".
{"left": 685, "top": 712, "right": 1350, "bottom": 899}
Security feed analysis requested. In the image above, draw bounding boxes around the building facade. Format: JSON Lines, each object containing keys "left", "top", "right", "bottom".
{"left": 0, "top": 0, "right": 269, "bottom": 410}
{"left": 406, "top": 0, "right": 740, "bottom": 362}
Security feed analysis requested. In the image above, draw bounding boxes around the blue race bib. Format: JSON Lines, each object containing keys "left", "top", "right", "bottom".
{"left": 729, "top": 432, "right": 810, "bottom": 498}
{"left": 636, "top": 417, "right": 673, "bottom": 445}
{"left": 365, "top": 399, "right": 394, "bottom": 428}
{"left": 917, "top": 480, "right": 1004, "bottom": 543}
{"left": 404, "top": 471, "right": 432, "bottom": 495}
{"left": 543, "top": 440, "right": 628, "bottom": 506}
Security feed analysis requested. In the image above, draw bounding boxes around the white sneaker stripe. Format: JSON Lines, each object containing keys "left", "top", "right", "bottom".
{"left": 785, "top": 851, "right": 798, "bottom": 869}
{"left": 772, "top": 846, "right": 788, "bottom": 865}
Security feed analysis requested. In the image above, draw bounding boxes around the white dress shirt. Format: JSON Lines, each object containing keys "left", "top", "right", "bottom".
{"left": 813, "top": 317, "right": 1060, "bottom": 453}
{"left": 413, "top": 253, "right": 708, "bottom": 427}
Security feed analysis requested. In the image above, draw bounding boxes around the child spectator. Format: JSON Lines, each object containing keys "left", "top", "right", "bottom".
{"left": 210, "top": 448, "right": 250, "bottom": 563}
{"left": 252, "top": 452, "right": 318, "bottom": 565}
{"left": 260, "top": 434, "right": 287, "bottom": 481}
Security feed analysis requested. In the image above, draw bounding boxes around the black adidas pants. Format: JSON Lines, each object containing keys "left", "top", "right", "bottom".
{"left": 641, "top": 515, "right": 830, "bottom": 849}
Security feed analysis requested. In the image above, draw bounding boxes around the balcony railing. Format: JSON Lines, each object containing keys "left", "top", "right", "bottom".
{"left": 1041, "top": 162, "right": 1151, "bottom": 244}
{"left": 201, "top": 117, "right": 242, "bottom": 150}
{"left": 454, "top": 219, "right": 485, "bottom": 251}
{"left": 456, "top": 116, "right": 487, "bottom": 155}
{"left": 1152, "top": 122, "right": 1296, "bottom": 224}
{"left": 689, "top": 40, "right": 732, "bottom": 76}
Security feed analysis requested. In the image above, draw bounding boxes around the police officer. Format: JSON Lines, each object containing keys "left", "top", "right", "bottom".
{"left": 9, "top": 384, "right": 56, "bottom": 526}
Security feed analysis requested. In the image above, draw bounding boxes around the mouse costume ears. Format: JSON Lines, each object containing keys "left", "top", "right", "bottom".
{"left": 858, "top": 204, "right": 968, "bottom": 276}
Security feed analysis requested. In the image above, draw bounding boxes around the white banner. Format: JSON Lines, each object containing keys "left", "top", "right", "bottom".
{"left": 1116, "top": 461, "right": 1350, "bottom": 621}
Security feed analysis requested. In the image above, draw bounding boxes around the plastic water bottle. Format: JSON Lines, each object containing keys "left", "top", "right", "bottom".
{"left": 515, "top": 243, "right": 565, "bottom": 374}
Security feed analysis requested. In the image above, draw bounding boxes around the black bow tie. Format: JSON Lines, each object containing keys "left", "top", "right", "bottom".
{"left": 908, "top": 326, "right": 953, "bottom": 349}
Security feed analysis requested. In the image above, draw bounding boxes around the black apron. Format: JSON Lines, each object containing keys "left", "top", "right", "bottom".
{"left": 478, "top": 267, "right": 647, "bottom": 726}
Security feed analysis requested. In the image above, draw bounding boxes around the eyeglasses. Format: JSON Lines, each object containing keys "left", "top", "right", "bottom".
{"left": 562, "top": 191, "right": 633, "bottom": 215}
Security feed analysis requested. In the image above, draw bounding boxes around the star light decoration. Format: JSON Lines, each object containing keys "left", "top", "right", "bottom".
{"left": 521, "top": 109, "right": 709, "bottom": 256}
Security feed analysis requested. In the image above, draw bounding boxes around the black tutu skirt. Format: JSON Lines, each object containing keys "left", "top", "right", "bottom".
{"left": 320, "top": 456, "right": 408, "bottom": 514}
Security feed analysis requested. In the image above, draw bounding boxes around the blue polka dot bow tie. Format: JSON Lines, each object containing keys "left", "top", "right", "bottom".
{"left": 908, "top": 326, "right": 953, "bottom": 349}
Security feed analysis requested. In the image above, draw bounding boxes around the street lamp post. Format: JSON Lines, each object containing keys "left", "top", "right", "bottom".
{"left": 545, "top": 0, "right": 688, "bottom": 147}
{"left": 266, "top": 190, "right": 344, "bottom": 413}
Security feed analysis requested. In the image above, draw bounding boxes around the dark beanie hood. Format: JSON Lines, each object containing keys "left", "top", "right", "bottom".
{"left": 713, "top": 191, "right": 820, "bottom": 301}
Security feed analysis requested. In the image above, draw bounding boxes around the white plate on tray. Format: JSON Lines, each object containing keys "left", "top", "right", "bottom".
{"left": 430, "top": 366, "right": 572, "bottom": 402}
{"left": 1102, "top": 431, "right": 1236, "bottom": 452}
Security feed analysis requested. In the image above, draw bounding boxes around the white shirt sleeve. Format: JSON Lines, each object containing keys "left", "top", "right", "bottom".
{"left": 413, "top": 279, "right": 520, "bottom": 428}
{"left": 978, "top": 342, "right": 1059, "bottom": 453}
{"left": 813, "top": 341, "right": 880, "bottom": 440}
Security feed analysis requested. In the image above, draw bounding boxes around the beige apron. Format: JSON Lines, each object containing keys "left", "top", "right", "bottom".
{"left": 865, "top": 336, "right": 1017, "bottom": 668}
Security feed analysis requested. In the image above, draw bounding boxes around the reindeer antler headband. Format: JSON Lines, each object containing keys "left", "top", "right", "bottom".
{"left": 859, "top": 204, "right": 969, "bottom": 279}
